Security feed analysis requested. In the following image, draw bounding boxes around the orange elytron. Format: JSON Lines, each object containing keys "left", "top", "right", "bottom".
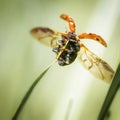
{"left": 30, "top": 14, "right": 114, "bottom": 83}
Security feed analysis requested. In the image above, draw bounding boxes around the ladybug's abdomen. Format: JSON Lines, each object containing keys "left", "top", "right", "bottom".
{"left": 57, "top": 41, "right": 79, "bottom": 66}
{"left": 53, "top": 32, "right": 80, "bottom": 66}
{"left": 58, "top": 50, "right": 77, "bottom": 66}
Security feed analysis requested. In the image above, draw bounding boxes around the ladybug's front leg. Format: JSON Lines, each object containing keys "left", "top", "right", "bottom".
{"left": 78, "top": 33, "right": 107, "bottom": 47}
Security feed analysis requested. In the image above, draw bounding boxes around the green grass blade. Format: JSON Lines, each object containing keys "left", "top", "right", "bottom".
{"left": 98, "top": 63, "right": 120, "bottom": 120}
{"left": 12, "top": 65, "right": 51, "bottom": 120}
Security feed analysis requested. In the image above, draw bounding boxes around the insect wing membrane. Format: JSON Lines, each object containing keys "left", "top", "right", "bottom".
{"left": 30, "top": 27, "right": 59, "bottom": 47}
{"left": 78, "top": 47, "right": 114, "bottom": 83}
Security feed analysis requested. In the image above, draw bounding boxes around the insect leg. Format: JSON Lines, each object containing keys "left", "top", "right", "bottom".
{"left": 60, "top": 14, "right": 76, "bottom": 33}
{"left": 78, "top": 33, "right": 107, "bottom": 47}
{"left": 50, "top": 32, "right": 68, "bottom": 48}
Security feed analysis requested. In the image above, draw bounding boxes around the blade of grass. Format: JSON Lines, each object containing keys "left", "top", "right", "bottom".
{"left": 98, "top": 63, "right": 120, "bottom": 120}
{"left": 12, "top": 61, "right": 55, "bottom": 120}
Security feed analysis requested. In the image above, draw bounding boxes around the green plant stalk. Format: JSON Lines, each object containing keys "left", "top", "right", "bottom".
{"left": 12, "top": 64, "right": 53, "bottom": 120}
{"left": 98, "top": 63, "right": 120, "bottom": 120}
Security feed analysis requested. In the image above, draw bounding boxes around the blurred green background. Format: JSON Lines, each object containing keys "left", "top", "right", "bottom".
{"left": 0, "top": 0, "right": 120, "bottom": 120}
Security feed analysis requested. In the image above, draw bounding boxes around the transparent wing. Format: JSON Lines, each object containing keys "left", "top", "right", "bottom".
{"left": 78, "top": 44, "right": 114, "bottom": 83}
{"left": 30, "top": 27, "right": 60, "bottom": 48}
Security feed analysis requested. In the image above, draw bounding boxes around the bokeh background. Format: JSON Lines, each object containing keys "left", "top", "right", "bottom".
{"left": 0, "top": 0, "right": 120, "bottom": 120}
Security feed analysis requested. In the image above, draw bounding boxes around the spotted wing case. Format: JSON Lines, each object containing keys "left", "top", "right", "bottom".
{"left": 78, "top": 46, "right": 114, "bottom": 83}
